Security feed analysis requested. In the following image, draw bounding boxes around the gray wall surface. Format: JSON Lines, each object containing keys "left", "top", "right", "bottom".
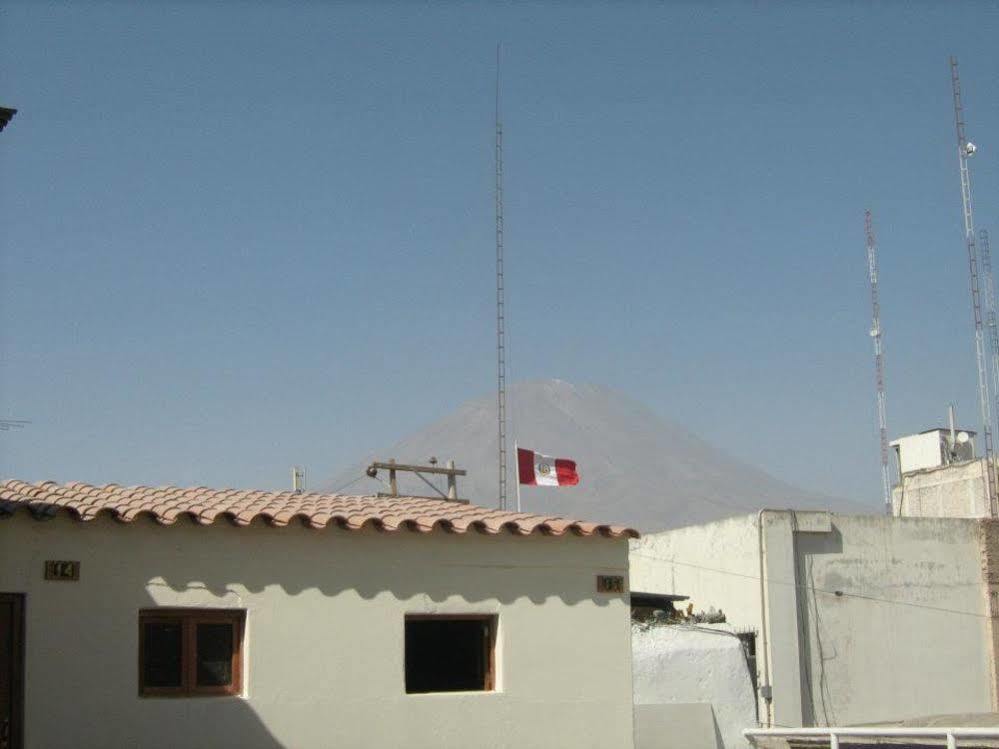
{"left": 631, "top": 512, "right": 992, "bottom": 727}
{"left": 634, "top": 703, "right": 720, "bottom": 749}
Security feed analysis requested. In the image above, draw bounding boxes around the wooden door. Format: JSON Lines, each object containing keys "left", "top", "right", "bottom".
{"left": 0, "top": 595, "right": 24, "bottom": 749}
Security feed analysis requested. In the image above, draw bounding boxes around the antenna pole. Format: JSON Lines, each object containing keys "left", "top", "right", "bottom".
{"left": 291, "top": 466, "right": 306, "bottom": 494}
{"left": 866, "top": 210, "right": 892, "bottom": 515}
{"left": 981, "top": 228, "right": 999, "bottom": 452}
{"left": 495, "top": 44, "right": 508, "bottom": 510}
{"left": 951, "top": 56, "right": 997, "bottom": 516}
{"left": 950, "top": 403, "right": 957, "bottom": 449}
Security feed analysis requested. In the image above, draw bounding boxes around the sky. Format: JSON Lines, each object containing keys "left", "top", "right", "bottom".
{"left": 3, "top": 2, "right": 999, "bottom": 507}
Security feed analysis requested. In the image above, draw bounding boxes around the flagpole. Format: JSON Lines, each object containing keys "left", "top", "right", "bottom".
{"left": 515, "top": 440, "right": 522, "bottom": 513}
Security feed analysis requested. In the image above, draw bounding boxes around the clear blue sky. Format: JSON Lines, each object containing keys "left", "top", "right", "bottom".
{"left": 3, "top": 2, "right": 999, "bottom": 506}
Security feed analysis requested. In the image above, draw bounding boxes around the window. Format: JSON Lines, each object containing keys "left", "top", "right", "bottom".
{"left": 139, "top": 609, "right": 244, "bottom": 697}
{"left": 404, "top": 615, "right": 495, "bottom": 693}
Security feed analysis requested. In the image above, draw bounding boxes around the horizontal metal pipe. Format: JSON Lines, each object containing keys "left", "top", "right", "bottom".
{"left": 745, "top": 728, "right": 999, "bottom": 739}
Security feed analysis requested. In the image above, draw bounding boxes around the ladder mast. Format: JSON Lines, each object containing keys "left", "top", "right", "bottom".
{"left": 980, "top": 228, "right": 999, "bottom": 452}
{"left": 950, "top": 56, "right": 997, "bottom": 515}
{"left": 494, "top": 45, "right": 508, "bottom": 510}
{"left": 866, "top": 210, "right": 892, "bottom": 515}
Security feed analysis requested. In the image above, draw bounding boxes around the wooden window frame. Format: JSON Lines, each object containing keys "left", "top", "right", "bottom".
{"left": 404, "top": 614, "right": 497, "bottom": 693}
{"left": 138, "top": 609, "right": 244, "bottom": 698}
{"left": 0, "top": 593, "right": 26, "bottom": 749}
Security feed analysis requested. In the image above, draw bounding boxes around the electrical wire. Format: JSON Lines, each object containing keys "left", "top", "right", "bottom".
{"left": 329, "top": 474, "right": 386, "bottom": 495}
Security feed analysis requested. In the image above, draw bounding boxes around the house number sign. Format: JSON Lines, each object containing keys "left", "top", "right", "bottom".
{"left": 44, "top": 560, "right": 80, "bottom": 581}
{"left": 596, "top": 575, "right": 624, "bottom": 594}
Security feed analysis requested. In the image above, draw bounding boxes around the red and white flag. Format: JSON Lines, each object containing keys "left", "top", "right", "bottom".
{"left": 517, "top": 447, "right": 579, "bottom": 487}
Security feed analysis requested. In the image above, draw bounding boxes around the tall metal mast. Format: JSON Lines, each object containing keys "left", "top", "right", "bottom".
{"left": 494, "top": 44, "right": 508, "bottom": 510}
{"left": 950, "top": 56, "right": 997, "bottom": 515}
{"left": 981, "top": 228, "right": 999, "bottom": 451}
{"left": 866, "top": 210, "right": 892, "bottom": 515}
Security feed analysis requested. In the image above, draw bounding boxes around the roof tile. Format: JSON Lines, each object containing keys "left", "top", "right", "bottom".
{"left": 0, "top": 480, "right": 639, "bottom": 539}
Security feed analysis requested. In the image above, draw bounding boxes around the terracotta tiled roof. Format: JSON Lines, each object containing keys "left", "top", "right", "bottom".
{"left": 0, "top": 480, "right": 639, "bottom": 538}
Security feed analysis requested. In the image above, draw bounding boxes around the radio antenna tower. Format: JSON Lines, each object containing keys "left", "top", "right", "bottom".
{"left": 950, "top": 56, "right": 997, "bottom": 515}
{"left": 866, "top": 210, "right": 892, "bottom": 515}
{"left": 494, "top": 44, "right": 509, "bottom": 510}
{"left": 980, "top": 229, "right": 999, "bottom": 448}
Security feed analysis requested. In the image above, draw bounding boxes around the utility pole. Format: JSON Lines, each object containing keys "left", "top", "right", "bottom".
{"left": 494, "top": 44, "right": 509, "bottom": 510}
{"left": 865, "top": 210, "right": 892, "bottom": 515}
{"left": 365, "top": 459, "right": 468, "bottom": 503}
{"left": 950, "top": 56, "right": 997, "bottom": 515}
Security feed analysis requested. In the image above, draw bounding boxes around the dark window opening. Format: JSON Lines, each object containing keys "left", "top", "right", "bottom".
{"left": 197, "top": 622, "right": 234, "bottom": 687}
{"left": 142, "top": 622, "right": 182, "bottom": 688}
{"left": 139, "top": 610, "right": 243, "bottom": 697}
{"left": 737, "top": 630, "right": 760, "bottom": 723}
{"left": 405, "top": 615, "right": 495, "bottom": 693}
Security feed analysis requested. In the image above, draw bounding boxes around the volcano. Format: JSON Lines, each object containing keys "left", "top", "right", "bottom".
{"left": 322, "top": 380, "right": 868, "bottom": 531}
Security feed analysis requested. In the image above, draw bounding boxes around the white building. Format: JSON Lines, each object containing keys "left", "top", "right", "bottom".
{"left": 630, "top": 510, "right": 998, "bottom": 731}
{"left": 0, "top": 480, "right": 638, "bottom": 749}
{"left": 632, "top": 622, "right": 757, "bottom": 749}
{"left": 891, "top": 427, "right": 976, "bottom": 475}
{"left": 890, "top": 427, "right": 994, "bottom": 518}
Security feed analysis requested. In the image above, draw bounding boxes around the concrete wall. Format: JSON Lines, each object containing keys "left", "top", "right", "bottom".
{"left": 0, "top": 513, "right": 635, "bottom": 749}
{"left": 630, "top": 513, "right": 993, "bottom": 728}
{"left": 977, "top": 520, "right": 999, "bottom": 710}
{"left": 892, "top": 459, "right": 990, "bottom": 518}
{"left": 634, "top": 703, "right": 718, "bottom": 749}
{"left": 629, "top": 514, "right": 769, "bottom": 725}
{"left": 631, "top": 514, "right": 763, "bottom": 631}
{"left": 632, "top": 624, "right": 756, "bottom": 749}
{"left": 791, "top": 514, "right": 990, "bottom": 725}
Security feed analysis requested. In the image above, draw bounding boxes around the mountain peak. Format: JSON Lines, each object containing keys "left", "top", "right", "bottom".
{"left": 323, "top": 381, "right": 866, "bottom": 531}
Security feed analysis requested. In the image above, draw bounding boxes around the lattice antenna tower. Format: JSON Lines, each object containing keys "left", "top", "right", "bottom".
{"left": 494, "top": 44, "right": 508, "bottom": 510}
{"left": 980, "top": 229, "right": 999, "bottom": 448}
{"left": 950, "top": 56, "right": 997, "bottom": 515}
{"left": 865, "top": 211, "right": 892, "bottom": 515}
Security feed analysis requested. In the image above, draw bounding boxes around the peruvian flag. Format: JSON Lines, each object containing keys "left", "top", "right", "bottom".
{"left": 517, "top": 447, "right": 580, "bottom": 487}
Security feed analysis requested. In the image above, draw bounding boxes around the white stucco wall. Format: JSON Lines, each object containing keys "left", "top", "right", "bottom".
{"left": 630, "top": 513, "right": 992, "bottom": 728}
{"left": 0, "top": 513, "right": 634, "bottom": 749}
{"left": 891, "top": 431, "right": 948, "bottom": 474}
{"left": 630, "top": 514, "right": 763, "bottom": 632}
{"left": 892, "top": 458, "right": 990, "bottom": 518}
{"left": 632, "top": 624, "right": 756, "bottom": 749}
{"left": 793, "top": 514, "right": 991, "bottom": 725}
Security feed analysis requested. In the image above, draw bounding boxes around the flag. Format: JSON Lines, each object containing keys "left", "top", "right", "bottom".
{"left": 517, "top": 447, "right": 579, "bottom": 487}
